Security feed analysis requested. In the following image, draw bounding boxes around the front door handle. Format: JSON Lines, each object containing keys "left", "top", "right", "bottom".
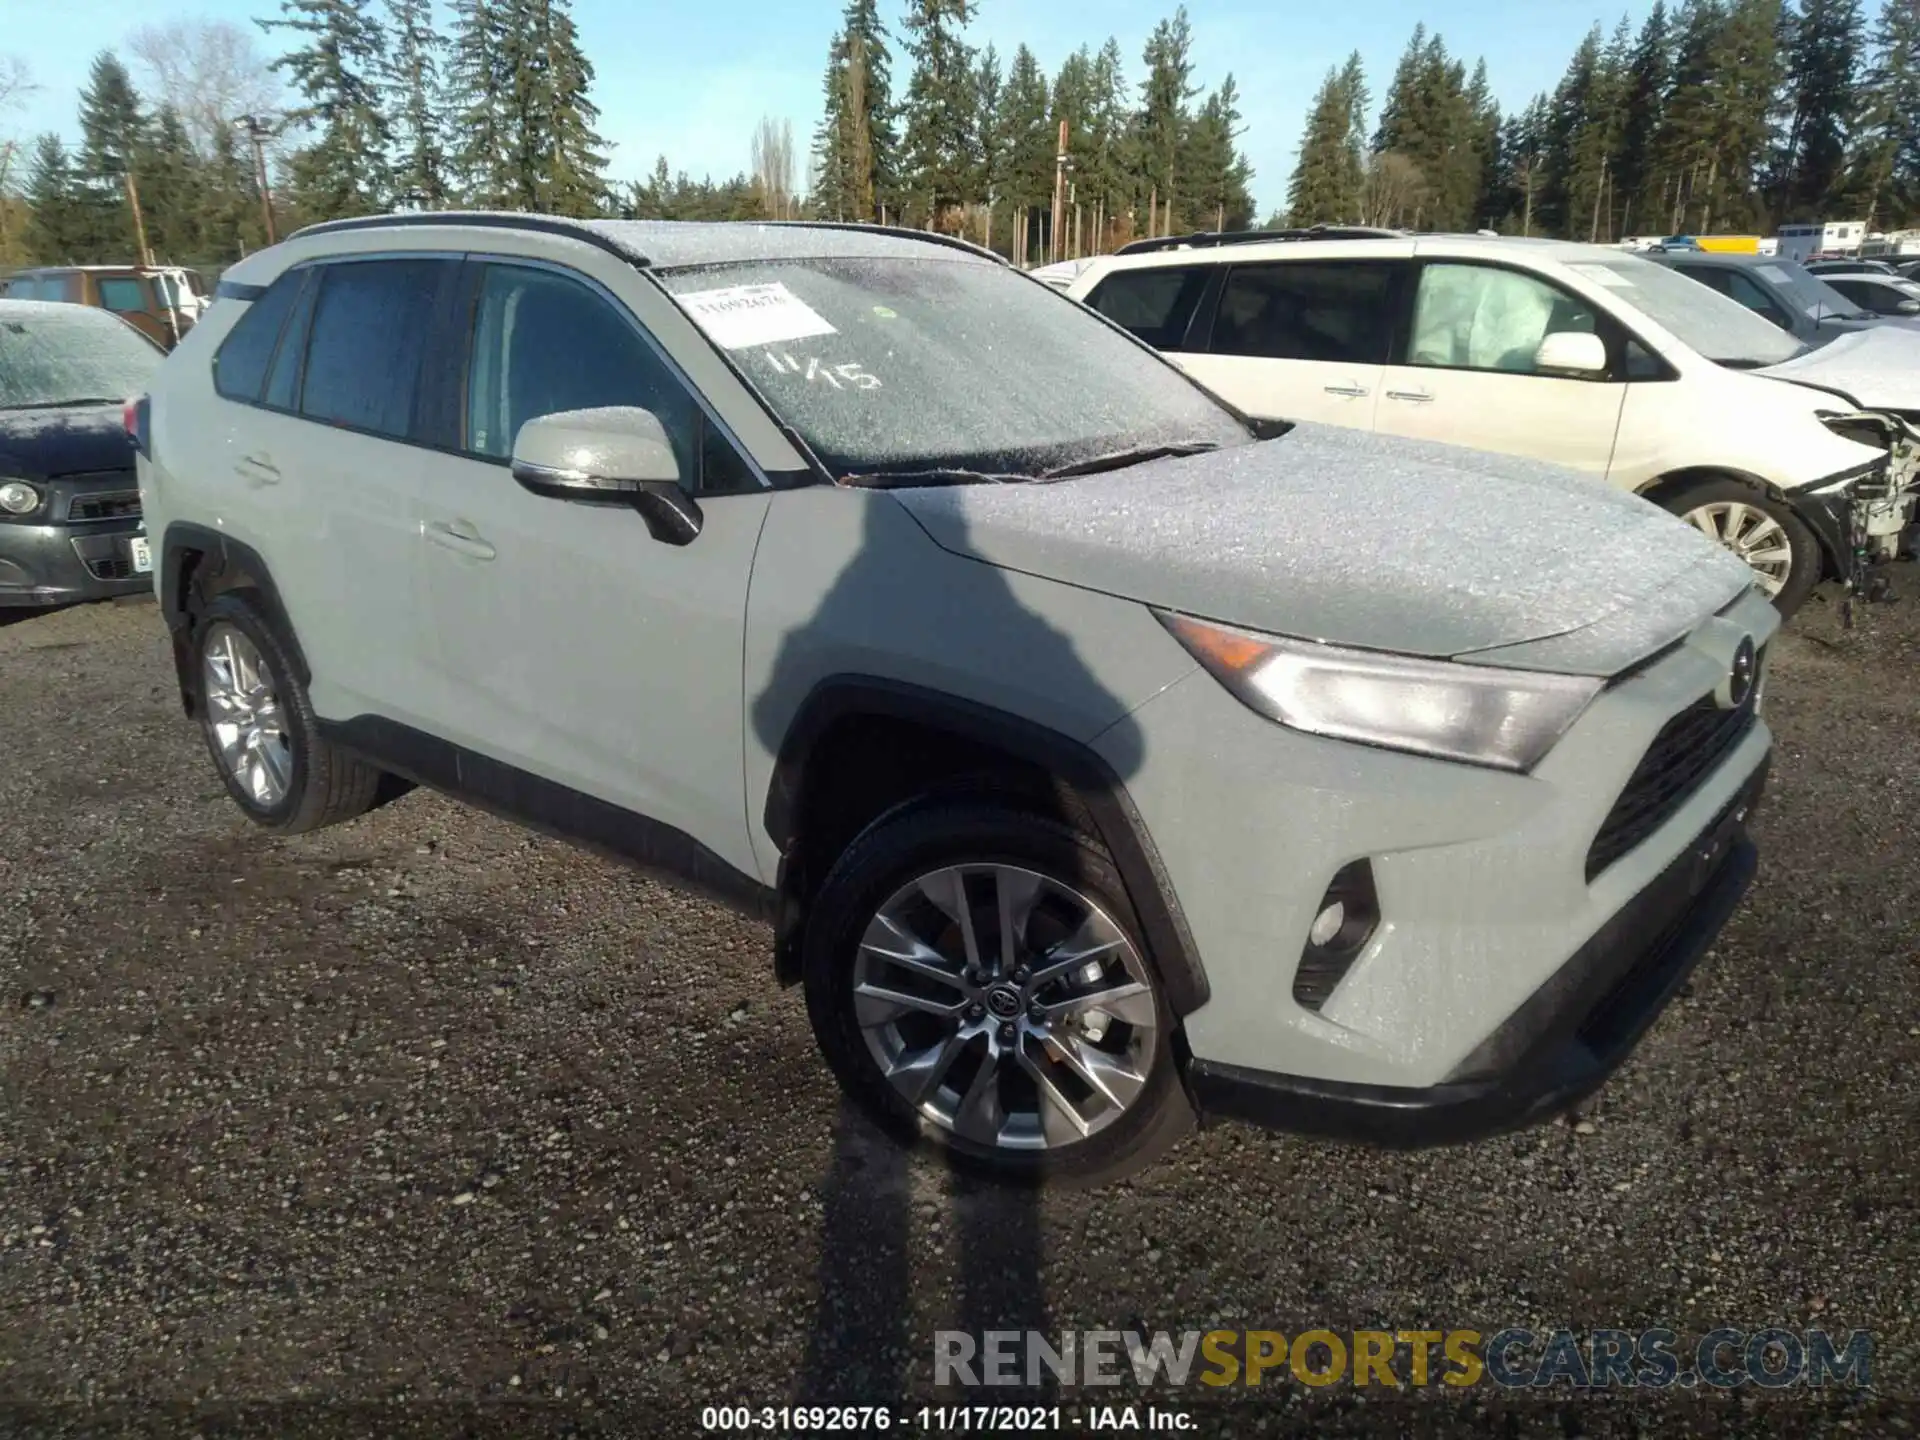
{"left": 1386, "top": 388, "right": 1435, "bottom": 404}
{"left": 1322, "top": 383, "right": 1371, "bottom": 398}
{"left": 234, "top": 453, "right": 280, "bottom": 485}
{"left": 424, "top": 520, "right": 496, "bottom": 561}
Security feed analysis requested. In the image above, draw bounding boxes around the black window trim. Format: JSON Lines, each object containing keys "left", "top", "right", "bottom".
{"left": 1195, "top": 256, "right": 1414, "bottom": 366}
{"left": 455, "top": 250, "right": 774, "bottom": 494}
{"left": 212, "top": 264, "right": 309, "bottom": 406}
{"left": 1397, "top": 255, "right": 1678, "bottom": 384}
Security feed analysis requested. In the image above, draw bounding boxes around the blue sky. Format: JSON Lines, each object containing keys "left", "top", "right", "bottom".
{"left": 5, "top": 0, "right": 1657, "bottom": 214}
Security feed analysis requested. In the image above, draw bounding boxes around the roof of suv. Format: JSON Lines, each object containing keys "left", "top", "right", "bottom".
{"left": 289, "top": 212, "right": 1006, "bottom": 269}
{"left": 1074, "top": 233, "right": 1639, "bottom": 282}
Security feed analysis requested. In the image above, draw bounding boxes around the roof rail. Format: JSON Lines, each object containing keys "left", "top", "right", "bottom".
{"left": 1114, "top": 225, "right": 1407, "bottom": 256}
{"left": 288, "top": 210, "right": 650, "bottom": 262}
{"left": 759, "top": 219, "right": 1011, "bottom": 266}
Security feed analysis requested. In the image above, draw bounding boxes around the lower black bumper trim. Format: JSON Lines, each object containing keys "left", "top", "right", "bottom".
{"left": 1187, "top": 758, "right": 1767, "bottom": 1148}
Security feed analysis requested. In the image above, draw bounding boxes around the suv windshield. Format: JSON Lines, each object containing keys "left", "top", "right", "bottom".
{"left": 1566, "top": 255, "right": 1808, "bottom": 367}
{"left": 0, "top": 305, "right": 162, "bottom": 409}
{"left": 657, "top": 256, "right": 1252, "bottom": 480}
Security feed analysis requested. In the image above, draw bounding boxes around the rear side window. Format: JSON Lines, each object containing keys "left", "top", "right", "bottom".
{"left": 262, "top": 272, "right": 318, "bottom": 411}
{"left": 1209, "top": 262, "right": 1398, "bottom": 364}
{"left": 1085, "top": 266, "right": 1209, "bottom": 349}
{"left": 300, "top": 259, "right": 445, "bottom": 439}
{"left": 98, "top": 278, "right": 148, "bottom": 313}
{"left": 213, "top": 270, "right": 304, "bottom": 402}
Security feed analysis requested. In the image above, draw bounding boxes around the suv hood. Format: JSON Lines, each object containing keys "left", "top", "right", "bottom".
{"left": 1756, "top": 325, "right": 1920, "bottom": 409}
{"left": 891, "top": 424, "right": 1753, "bottom": 677}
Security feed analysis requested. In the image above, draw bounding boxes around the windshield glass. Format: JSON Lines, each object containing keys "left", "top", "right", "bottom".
{"left": 1565, "top": 255, "right": 1806, "bottom": 366}
{"left": 1750, "top": 261, "right": 1872, "bottom": 321}
{"left": 657, "top": 256, "right": 1251, "bottom": 479}
{"left": 0, "top": 305, "right": 162, "bottom": 409}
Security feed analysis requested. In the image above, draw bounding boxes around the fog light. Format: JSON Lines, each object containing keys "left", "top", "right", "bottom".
{"left": 1293, "top": 860, "right": 1381, "bottom": 1012}
{"left": 0, "top": 480, "right": 41, "bottom": 516}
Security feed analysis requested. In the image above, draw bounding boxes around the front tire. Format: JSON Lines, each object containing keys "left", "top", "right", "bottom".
{"left": 801, "top": 797, "right": 1194, "bottom": 1186}
{"left": 1657, "top": 477, "right": 1821, "bottom": 617}
{"left": 192, "top": 592, "right": 387, "bottom": 833}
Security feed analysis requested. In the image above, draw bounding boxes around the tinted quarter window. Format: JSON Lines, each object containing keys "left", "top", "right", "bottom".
{"left": 1085, "top": 266, "right": 1209, "bottom": 349}
{"left": 465, "top": 263, "right": 753, "bottom": 495}
{"left": 97, "top": 278, "right": 148, "bottom": 313}
{"left": 262, "top": 271, "right": 317, "bottom": 411}
{"left": 301, "top": 259, "right": 445, "bottom": 439}
{"left": 1209, "top": 262, "right": 1398, "bottom": 364}
{"left": 1407, "top": 263, "right": 1599, "bottom": 374}
{"left": 213, "top": 269, "right": 304, "bottom": 403}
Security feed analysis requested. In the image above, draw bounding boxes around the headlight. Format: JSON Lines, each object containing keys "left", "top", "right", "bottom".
{"left": 0, "top": 480, "right": 42, "bottom": 516}
{"left": 1160, "top": 613, "right": 1603, "bottom": 772}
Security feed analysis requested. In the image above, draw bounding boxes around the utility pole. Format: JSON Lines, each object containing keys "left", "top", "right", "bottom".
{"left": 1051, "top": 119, "right": 1072, "bottom": 264}
{"left": 124, "top": 171, "right": 153, "bottom": 267}
{"left": 236, "top": 115, "right": 279, "bottom": 244}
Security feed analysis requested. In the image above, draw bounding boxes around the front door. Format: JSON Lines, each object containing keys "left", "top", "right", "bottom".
{"left": 413, "top": 258, "right": 770, "bottom": 875}
{"left": 1373, "top": 261, "right": 1627, "bottom": 478}
{"left": 1173, "top": 259, "right": 1404, "bottom": 430}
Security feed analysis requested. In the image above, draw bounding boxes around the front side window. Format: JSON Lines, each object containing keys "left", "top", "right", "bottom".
{"left": 1407, "top": 263, "right": 1598, "bottom": 375}
{"left": 300, "top": 259, "right": 446, "bottom": 439}
{"left": 1561, "top": 256, "right": 1805, "bottom": 367}
{"left": 657, "top": 256, "right": 1250, "bottom": 480}
{"left": 1723, "top": 271, "right": 1793, "bottom": 326}
{"left": 212, "top": 269, "right": 304, "bottom": 403}
{"left": 464, "top": 263, "right": 754, "bottom": 495}
{"left": 1209, "top": 262, "right": 1398, "bottom": 364}
{"left": 1085, "top": 266, "right": 1209, "bottom": 349}
{"left": 97, "top": 278, "right": 148, "bottom": 313}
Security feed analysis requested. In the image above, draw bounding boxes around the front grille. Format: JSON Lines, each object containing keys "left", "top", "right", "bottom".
{"left": 1586, "top": 668, "right": 1763, "bottom": 882}
{"left": 65, "top": 491, "right": 143, "bottom": 522}
{"left": 85, "top": 555, "right": 136, "bottom": 580}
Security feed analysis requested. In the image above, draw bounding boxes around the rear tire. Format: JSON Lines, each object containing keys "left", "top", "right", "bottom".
{"left": 1656, "top": 477, "right": 1821, "bottom": 617}
{"left": 801, "top": 796, "right": 1194, "bottom": 1187}
{"left": 192, "top": 592, "right": 388, "bottom": 834}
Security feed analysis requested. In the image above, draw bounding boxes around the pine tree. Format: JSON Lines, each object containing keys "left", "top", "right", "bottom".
{"left": 25, "top": 134, "right": 86, "bottom": 264}
{"left": 201, "top": 122, "right": 271, "bottom": 261}
{"left": 1287, "top": 59, "right": 1366, "bottom": 225}
{"left": 1617, "top": 1, "right": 1674, "bottom": 235}
{"left": 974, "top": 43, "right": 1003, "bottom": 212}
{"left": 1772, "top": 0, "right": 1866, "bottom": 218}
{"left": 1374, "top": 27, "right": 1477, "bottom": 229}
{"left": 527, "top": 0, "right": 608, "bottom": 215}
{"left": 1184, "top": 75, "right": 1254, "bottom": 230}
{"left": 448, "top": 0, "right": 510, "bottom": 205}
{"left": 76, "top": 52, "right": 146, "bottom": 258}
{"left": 996, "top": 43, "right": 1051, "bottom": 252}
{"left": 810, "top": 0, "right": 898, "bottom": 221}
{"left": 899, "top": 0, "right": 978, "bottom": 224}
{"left": 260, "top": 0, "right": 392, "bottom": 222}
{"left": 1134, "top": 7, "right": 1200, "bottom": 231}
{"left": 139, "top": 106, "right": 203, "bottom": 260}
{"left": 1082, "top": 38, "right": 1131, "bottom": 241}
{"left": 1853, "top": 0, "right": 1920, "bottom": 223}
{"left": 1465, "top": 59, "right": 1504, "bottom": 230}
{"left": 385, "top": 0, "right": 450, "bottom": 208}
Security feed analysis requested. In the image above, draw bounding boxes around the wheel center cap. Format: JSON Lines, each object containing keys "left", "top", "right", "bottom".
{"left": 984, "top": 984, "right": 1022, "bottom": 1020}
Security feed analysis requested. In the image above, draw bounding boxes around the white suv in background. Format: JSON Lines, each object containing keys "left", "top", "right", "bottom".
{"left": 137, "top": 215, "right": 1777, "bottom": 1183}
{"left": 1070, "top": 233, "right": 1920, "bottom": 616}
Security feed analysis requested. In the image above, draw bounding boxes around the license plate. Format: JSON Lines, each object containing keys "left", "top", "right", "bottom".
{"left": 129, "top": 536, "right": 152, "bottom": 574}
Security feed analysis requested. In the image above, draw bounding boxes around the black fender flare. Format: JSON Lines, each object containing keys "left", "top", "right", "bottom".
{"left": 159, "top": 522, "right": 312, "bottom": 712}
{"left": 766, "top": 675, "right": 1210, "bottom": 1018}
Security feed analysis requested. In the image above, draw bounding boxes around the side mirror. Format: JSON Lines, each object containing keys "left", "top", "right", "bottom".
{"left": 510, "top": 406, "right": 703, "bottom": 546}
{"left": 1897, "top": 299, "right": 1920, "bottom": 316}
{"left": 1534, "top": 331, "right": 1608, "bottom": 378}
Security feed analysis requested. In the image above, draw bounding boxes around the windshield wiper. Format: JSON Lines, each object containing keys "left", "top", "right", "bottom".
{"left": 837, "top": 468, "right": 1024, "bottom": 490}
{"left": 2, "top": 397, "right": 127, "bottom": 411}
{"left": 1039, "top": 441, "right": 1220, "bottom": 481}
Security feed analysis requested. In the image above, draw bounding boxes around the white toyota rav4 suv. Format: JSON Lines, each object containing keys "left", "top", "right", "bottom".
{"left": 1069, "top": 230, "right": 1920, "bottom": 616}
{"left": 136, "top": 215, "right": 1776, "bottom": 1183}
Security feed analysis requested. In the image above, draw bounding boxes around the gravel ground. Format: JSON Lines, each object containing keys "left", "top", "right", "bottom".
{"left": 0, "top": 587, "right": 1915, "bottom": 1438}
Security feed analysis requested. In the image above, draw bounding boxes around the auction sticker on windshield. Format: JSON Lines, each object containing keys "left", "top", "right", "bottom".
{"left": 676, "top": 283, "right": 837, "bottom": 350}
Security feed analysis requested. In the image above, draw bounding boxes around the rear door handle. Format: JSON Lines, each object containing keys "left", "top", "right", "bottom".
{"left": 1386, "top": 388, "right": 1435, "bottom": 404}
{"left": 234, "top": 453, "right": 280, "bottom": 485}
{"left": 1322, "top": 383, "right": 1371, "bottom": 398}
{"left": 424, "top": 520, "right": 496, "bottom": 561}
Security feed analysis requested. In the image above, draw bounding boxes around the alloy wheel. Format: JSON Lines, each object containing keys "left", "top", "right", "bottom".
{"left": 852, "top": 863, "right": 1158, "bottom": 1151}
{"left": 1683, "top": 501, "right": 1793, "bottom": 598}
{"left": 202, "top": 623, "right": 293, "bottom": 808}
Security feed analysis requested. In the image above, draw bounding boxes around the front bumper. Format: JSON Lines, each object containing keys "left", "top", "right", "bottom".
{"left": 0, "top": 519, "right": 150, "bottom": 606}
{"left": 1186, "top": 758, "right": 1767, "bottom": 1146}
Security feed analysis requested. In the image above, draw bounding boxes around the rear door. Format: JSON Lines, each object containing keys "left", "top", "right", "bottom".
{"left": 1372, "top": 260, "right": 1627, "bottom": 478}
{"left": 1176, "top": 258, "right": 1406, "bottom": 429}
